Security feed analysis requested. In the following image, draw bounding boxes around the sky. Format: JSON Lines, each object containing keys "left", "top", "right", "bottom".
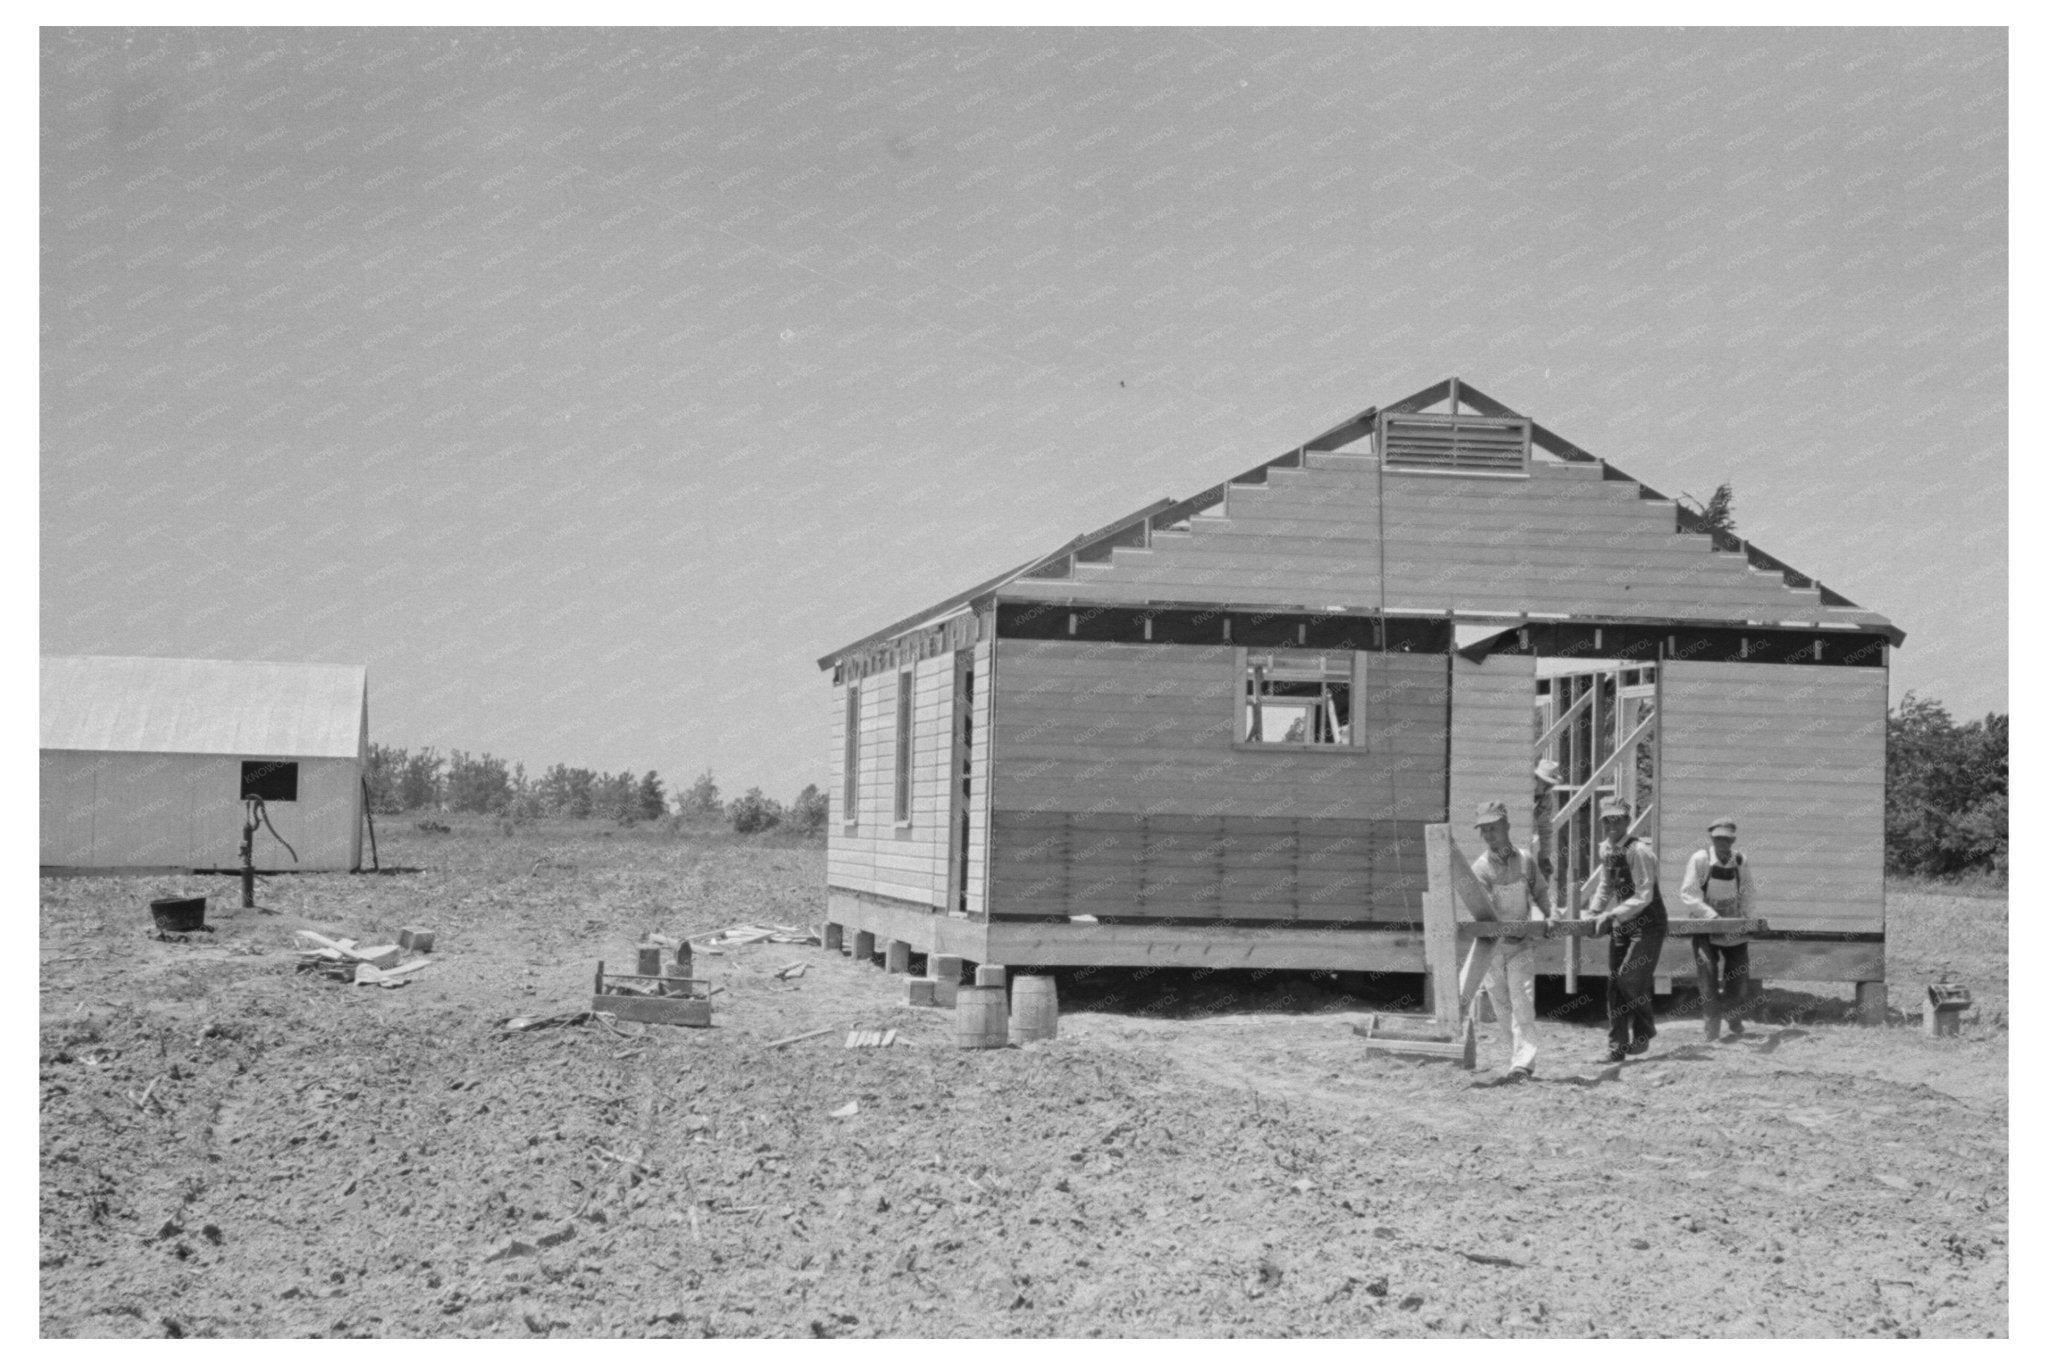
{"left": 39, "top": 26, "right": 2007, "bottom": 801}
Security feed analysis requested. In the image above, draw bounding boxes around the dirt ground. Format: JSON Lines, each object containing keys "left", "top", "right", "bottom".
{"left": 40, "top": 820, "right": 2007, "bottom": 1338}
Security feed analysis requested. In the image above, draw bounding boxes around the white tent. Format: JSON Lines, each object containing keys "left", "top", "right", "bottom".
{"left": 40, "top": 655, "right": 369, "bottom": 872}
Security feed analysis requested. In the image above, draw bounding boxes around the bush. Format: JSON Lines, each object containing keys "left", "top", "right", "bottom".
{"left": 789, "top": 783, "right": 829, "bottom": 835}
{"left": 729, "top": 787, "right": 783, "bottom": 835}
{"left": 1886, "top": 693, "right": 2007, "bottom": 879}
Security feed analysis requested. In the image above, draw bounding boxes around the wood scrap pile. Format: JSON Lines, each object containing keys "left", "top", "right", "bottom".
{"left": 294, "top": 930, "right": 432, "bottom": 988}
{"left": 695, "top": 923, "right": 818, "bottom": 949}
{"left": 845, "top": 1028, "right": 900, "bottom": 1049}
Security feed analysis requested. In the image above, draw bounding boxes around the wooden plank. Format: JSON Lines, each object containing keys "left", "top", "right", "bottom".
{"left": 987, "top": 921, "right": 1429, "bottom": 971}
{"left": 592, "top": 994, "right": 711, "bottom": 1028}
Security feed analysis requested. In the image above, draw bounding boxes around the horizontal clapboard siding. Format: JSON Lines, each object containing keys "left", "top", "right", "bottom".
{"left": 985, "top": 639, "right": 1445, "bottom": 921}
{"left": 988, "top": 809, "right": 1428, "bottom": 922}
{"left": 827, "top": 653, "right": 960, "bottom": 906}
{"left": 990, "top": 639, "right": 1445, "bottom": 821}
{"left": 1010, "top": 461, "right": 1868, "bottom": 625}
{"left": 1448, "top": 653, "right": 1539, "bottom": 838}
{"left": 964, "top": 637, "right": 992, "bottom": 916}
{"left": 1658, "top": 661, "right": 1885, "bottom": 936}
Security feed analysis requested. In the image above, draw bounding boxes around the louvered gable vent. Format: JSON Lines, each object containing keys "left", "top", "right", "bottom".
{"left": 1377, "top": 411, "right": 1531, "bottom": 475}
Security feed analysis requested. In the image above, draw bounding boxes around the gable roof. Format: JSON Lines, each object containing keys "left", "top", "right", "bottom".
{"left": 41, "top": 655, "right": 368, "bottom": 758}
{"left": 819, "top": 378, "right": 1899, "bottom": 667}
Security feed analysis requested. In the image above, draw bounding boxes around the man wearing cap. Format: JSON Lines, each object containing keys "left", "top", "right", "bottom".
{"left": 1587, "top": 798, "right": 1668, "bottom": 1062}
{"left": 1680, "top": 818, "right": 1756, "bottom": 1040}
{"left": 1470, "top": 800, "right": 1554, "bottom": 1081}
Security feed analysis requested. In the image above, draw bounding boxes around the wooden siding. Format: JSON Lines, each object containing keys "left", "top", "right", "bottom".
{"left": 38, "top": 750, "right": 362, "bottom": 870}
{"left": 826, "top": 651, "right": 963, "bottom": 908}
{"left": 988, "top": 809, "right": 1428, "bottom": 923}
{"left": 1448, "top": 653, "right": 1539, "bottom": 840}
{"left": 1000, "top": 460, "right": 1876, "bottom": 626}
{"left": 1657, "top": 661, "right": 1886, "bottom": 936}
{"left": 964, "top": 637, "right": 992, "bottom": 915}
{"left": 990, "top": 639, "right": 1445, "bottom": 821}
{"left": 984, "top": 638, "right": 1447, "bottom": 921}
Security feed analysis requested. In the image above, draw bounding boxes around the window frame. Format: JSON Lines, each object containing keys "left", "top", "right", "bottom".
{"left": 241, "top": 758, "right": 300, "bottom": 802}
{"left": 893, "top": 669, "right": 915, "bottom": 827}
{"left": 841, "top": 682, "right": 860, "bottom": 829}
{"left": 1231, "top": 647, "right": 1369, "bottom": 755}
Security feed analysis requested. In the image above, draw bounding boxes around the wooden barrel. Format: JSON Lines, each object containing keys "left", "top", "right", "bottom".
{"left": 1009, "top": 974, "right": 1058, "bottom": 1043}
{"left": 954, "top": 985, "right": 1008, "bottom": 1049}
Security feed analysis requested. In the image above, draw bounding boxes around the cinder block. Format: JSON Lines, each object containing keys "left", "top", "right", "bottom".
{"left": 928, "top": 954, "right": 962, "bottom": 1008}
{"left": 398, "top": 926, "right": 435, "bottom": 953}
{"left": 637, "top": 946, "right": 665, "bottom": 977}
{"left": 852, "top": 930, "right": 876, "bottom": 961}
{"left": 823, "top": 923, "right": 844, "bottom": 952}
{"left": 904, "top": 978, "right": 938, "bottom": 1007}
{"left": 975, "top": 964, "right": 1007, "bottom": 989}
{"left": 356, "top": 944, "right": 402, "bottom": 971}
{"left": 885, "top": 940, "right": 910, "bottom": 974}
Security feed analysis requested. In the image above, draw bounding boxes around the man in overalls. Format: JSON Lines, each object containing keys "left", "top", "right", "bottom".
{"left": 1470, "top": 801, "right": 1553, "bottom": 1081}
{"left": 1588, "top": 798, "right": 1668, "bottom": 1062}
{"left": 1679, "top": 817, "right": 1754, "bottom": 1040}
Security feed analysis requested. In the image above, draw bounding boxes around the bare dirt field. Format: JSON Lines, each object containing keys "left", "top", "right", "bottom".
{"left": 40, "top": 820, "right": 2007, "bottom": 1338}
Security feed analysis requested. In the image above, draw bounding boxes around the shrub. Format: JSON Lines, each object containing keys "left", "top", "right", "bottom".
{"left": 729, "top": 787, "right": 783, "bottom": 835}
{"left": 789, "top": 783, "right": 829, "bottom": 834}
{"left": 1886, "top": 693, "right": 2007, "bottom": 879}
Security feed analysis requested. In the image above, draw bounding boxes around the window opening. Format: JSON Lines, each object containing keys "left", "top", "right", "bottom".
{"left": 241, "top": 759, "right": 299, "bottom": 802}
{"left": 842, "top": 684, "right": 860, "bottom": 825}
{"left": 894, "top": 671, "right": 914, "bottom": 823}
{"left": 1241, "top": 650, "right": 1354, "bottom": 747}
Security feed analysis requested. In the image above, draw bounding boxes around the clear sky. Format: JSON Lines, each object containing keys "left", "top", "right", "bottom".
{"left": 40, "top": 27, "right": 2007, "bottom": 801}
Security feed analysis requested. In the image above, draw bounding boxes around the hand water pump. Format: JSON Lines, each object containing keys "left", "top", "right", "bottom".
{"left": 239, "top": 796, "right": 299, "bottom": 909}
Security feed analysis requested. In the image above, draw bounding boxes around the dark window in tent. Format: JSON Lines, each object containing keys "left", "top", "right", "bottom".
{"left": 241, "top": 760, "right": 299, "bottom": 802}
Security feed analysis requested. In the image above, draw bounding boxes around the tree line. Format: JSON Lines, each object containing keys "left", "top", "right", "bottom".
{"left": 363, "top": 746, "right": 830, "bottom": 835}
{"left": 1885, "top": 694, "right": 2006, "bottom": 879}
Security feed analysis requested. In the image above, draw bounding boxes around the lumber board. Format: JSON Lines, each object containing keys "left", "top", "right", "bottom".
{"left": 986, "top": 920, "right": 1430, "bottom": 970}
{"left": 592, "top": 994, "right": 712, "bottom": 1028}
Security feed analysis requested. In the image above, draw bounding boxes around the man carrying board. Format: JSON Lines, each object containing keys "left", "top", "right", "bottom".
{"left": 1679, "top": 817, "right": 1755, "bottom": 1040}
{"left": 1588, "top": 798, "right": 1668, "bottom": 1062}
{"left": 1470, "top": 801, "right": 1554, "bottom": 1082}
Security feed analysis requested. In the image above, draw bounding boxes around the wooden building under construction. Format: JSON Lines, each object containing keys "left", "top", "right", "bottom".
{"left": 817, "top": 379, "right": 1898, "bottom": 1006}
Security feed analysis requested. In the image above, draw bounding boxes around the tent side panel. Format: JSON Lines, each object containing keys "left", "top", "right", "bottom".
{"left": 39, "top": 751, "right": 99, "bottom": 866}
{"left": 43, "top": 751, "right": 359, "bottom": 870}
{"left": 247, "top": 757, "right": 362, "bottom": 871}
{"left": 84, "top": 751, "right": 206, "bottom": 867}
{"left": 1658, "top": 661, "right": 1886, "bottom": 935}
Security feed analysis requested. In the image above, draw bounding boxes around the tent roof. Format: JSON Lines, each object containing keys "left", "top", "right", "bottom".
{"left": 41, "top": 655, "right": 367, "bottom": 758}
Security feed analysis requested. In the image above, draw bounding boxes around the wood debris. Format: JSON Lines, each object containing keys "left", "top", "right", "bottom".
{"left": 697, "top": 923, "right": 818, "bottom": 948}
{"left": 764, "top": 1026, "right": 835, "bottom": 1050}
{"left": 843, "top": 1028, "right": 898, "bottom": 1049}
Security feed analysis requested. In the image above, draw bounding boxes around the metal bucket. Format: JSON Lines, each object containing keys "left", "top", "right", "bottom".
{"left": 150, "top": 896, "right": 208, "bottom": 933}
